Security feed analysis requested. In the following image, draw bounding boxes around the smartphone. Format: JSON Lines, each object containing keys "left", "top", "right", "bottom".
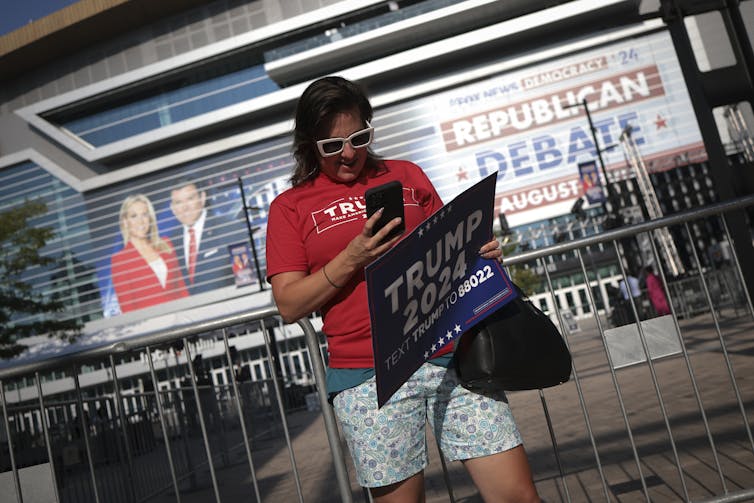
{"left": 365, "top": 180, "right": 405, "bottom": 242}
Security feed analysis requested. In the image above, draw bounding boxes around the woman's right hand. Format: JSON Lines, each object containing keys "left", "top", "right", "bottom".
{"left": 343, "top": 208, "right": 403, "bottom": 269}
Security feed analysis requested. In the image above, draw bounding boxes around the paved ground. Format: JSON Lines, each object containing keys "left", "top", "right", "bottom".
{"left": 139, "top": 308, "right": 754, "bottom": 503}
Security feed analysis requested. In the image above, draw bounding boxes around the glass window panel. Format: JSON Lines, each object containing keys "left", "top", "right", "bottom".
{"left": 50, "top": 64, "right": 279, "bottom": 147}
{"left": 579, "top": 288, "right": 591, "bottom": 313}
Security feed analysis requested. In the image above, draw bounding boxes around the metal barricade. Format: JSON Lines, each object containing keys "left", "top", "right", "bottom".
{"left": 0, "top": 309, "right": 354, "bottom": 503}
{"left": 495, "top": 195, "right": 754, "bottom": 503}
{"left": 1, "top": 194, "right": 753, "bottom": 502}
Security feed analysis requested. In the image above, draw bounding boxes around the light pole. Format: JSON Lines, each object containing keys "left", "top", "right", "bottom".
{"left": 237, "top": 177, "right": 265, "bottom": 291}
{"left": 571, "top": 197, "right": 607, "bottom": 312}
{"left": 565, "top": 98, "right": 621, "bottom": 228}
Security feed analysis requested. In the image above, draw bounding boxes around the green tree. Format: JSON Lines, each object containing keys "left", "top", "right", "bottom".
{"left": 0, "top": 200, "right": 81, "bottom": 358}
{"left": 501, "top": 241, "right": 542, "bottom": 297}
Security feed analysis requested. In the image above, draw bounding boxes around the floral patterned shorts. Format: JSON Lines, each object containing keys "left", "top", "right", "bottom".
{"left": 332, "top": 362, "right": 523, "bottom": 487}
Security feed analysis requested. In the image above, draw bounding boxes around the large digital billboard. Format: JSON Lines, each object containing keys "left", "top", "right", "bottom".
{"left": 377, "top": 30, "right": 705, "bottom": 227}
{"left": 81, "top": 140, "right": 292, "bottom": 318}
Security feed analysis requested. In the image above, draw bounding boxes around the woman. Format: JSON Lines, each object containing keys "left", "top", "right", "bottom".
{"left": 643, "top": 265, "right": 671, "bottom": 316}
{"left": 111, "top": 194, "right": 188, "bottom": 313}
{"left": 266, "top": 76, "right": 539, "bottom": 502}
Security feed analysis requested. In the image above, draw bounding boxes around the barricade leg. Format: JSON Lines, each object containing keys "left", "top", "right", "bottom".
{"left": 220, "top": 328, "right": 262, "bottom": 503}
{"left": 648, "top": 233, "right": 728, "bottom": 491}
{"left": 298, "top": 318, "right": 354, "bottom": 503}
{"left": 34, "top": 372, "right": 60, "bottom": 503}
{"left": 1, "top": 380, "right": 23, "bottom": 503}
{"left": 616, "top": 236, "right": 690, "bottom": 500}
{"left": 108, "top": 355, "right": 137, "bottom": 502}
{"left": 683, "top": 222, "right": 754, "bottom": 455}
{"left": 260, "top": 321, "right": 305, "bottom": 503}
{"left": 183, "top": 337, "right": 222, "bottom": 502}
{"left": 72, "top": 369, "right": 102, "bottom": 503}
{"left": 145, "top": 344, "right": 182, "bottom": 502}
{"left": 544, "top": 255, "right": 611, "bottom": 501}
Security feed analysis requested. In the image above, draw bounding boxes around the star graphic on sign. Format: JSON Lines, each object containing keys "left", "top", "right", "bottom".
{"left": 424, "top": 350, "right": 430, "bottom": 359}
{"left": 438, "top": 335, "right": 445, "bottom": 345}
{"left": 655, "top": 114, "right": 668, "bottom": 129}
{"left": 418, "top": 227, "right": 424, "bottom": 237}
{"left": 431, "top": 344, "right": 437, "bottom": 353}
{"left": 454, "top": 324, "right": 462, "bottom": 334}
{"left": 446, "top": 330, "right": 453, "bottom": 340}
{"left": 457, "top": 166, "right": 468, "bottom": 181}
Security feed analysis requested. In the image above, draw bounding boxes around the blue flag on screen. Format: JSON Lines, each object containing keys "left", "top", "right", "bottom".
{"left": 366, "top": 173, "right": 517, "bottom": 407}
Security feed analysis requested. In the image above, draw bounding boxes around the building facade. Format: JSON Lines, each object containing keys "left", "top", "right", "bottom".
{"left": 1, "top": 0, "right": 753, "bottom": 389}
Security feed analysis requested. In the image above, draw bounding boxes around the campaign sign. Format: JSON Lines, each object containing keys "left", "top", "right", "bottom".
{"left": 578, "top": 160, "right": 606, "bottom": 205}
{"left": 366, "top": 173, "right": 517, "bottom": 407}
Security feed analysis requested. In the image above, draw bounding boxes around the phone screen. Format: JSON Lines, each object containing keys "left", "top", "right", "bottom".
{"left": 365, "top": 180, "right": 406, "bottom": 241}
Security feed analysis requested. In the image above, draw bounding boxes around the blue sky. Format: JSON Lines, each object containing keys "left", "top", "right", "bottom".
{"left": 1, "top": 0, "right": 79, "bottom": 36}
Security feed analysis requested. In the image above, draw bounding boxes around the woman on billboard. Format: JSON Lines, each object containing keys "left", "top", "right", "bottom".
{"left": 111, "top": 194, "right": 188, "bottom": 313}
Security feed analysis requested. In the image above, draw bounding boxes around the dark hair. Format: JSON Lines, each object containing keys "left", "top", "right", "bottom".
{"left": 290, "top": 76, "right": 381, "bottom": 186}
{"left": 171, "top": 177, "right": 205, "bottom": 194}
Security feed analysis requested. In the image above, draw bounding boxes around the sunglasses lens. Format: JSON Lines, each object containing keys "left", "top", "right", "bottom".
{"left": 350, "top": 130, "right": 372, "bottom": 147}
{"left": 320, "top": 139, "right": 345, "bottom": 155}
{"left": 317, "top": 126, "right": 372, "bottom": 156}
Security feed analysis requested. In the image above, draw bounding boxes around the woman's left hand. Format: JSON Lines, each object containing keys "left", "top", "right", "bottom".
{"left": 479, "top": 238, "right": 503, "bottom": 262}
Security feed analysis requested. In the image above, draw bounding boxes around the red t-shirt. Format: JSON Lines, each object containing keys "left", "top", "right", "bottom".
{"left": 266, "top": 160, "right": 452, "bottom": 368}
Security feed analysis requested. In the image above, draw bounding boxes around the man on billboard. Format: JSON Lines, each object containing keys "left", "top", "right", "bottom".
{"left": 169, "top": 178, "right": 237, "bottom": 294}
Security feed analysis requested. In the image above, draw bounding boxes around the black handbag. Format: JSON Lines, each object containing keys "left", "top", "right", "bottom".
{"left": 453, "top": 286, "right": 572, "bottom": 392}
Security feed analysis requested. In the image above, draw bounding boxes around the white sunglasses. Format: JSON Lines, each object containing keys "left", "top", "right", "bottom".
{"left": 316, "top": 123, "right": 374, "bottom": 157}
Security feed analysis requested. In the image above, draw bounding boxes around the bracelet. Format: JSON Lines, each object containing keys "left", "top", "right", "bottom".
{"left": 322, "top": 264, "right": 344, "bottom": 289}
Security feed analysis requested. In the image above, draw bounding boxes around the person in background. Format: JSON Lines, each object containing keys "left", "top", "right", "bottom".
{"left": 265, "top": 76, "right": 539, "bottom": 503}
{"left": 619, "top": 271, "right": 641, "bottom": 301}
{"left": 111, "top": 194, "right": 188, "bottom": 313}
{"left": 619, "top": 269, "right": 646, "bottom": 320}
{"left": 170, "top": 178, "right": 237, "bottom": 294}
{"left": 643, "top": 264, "right": 671, "bottom": 316}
